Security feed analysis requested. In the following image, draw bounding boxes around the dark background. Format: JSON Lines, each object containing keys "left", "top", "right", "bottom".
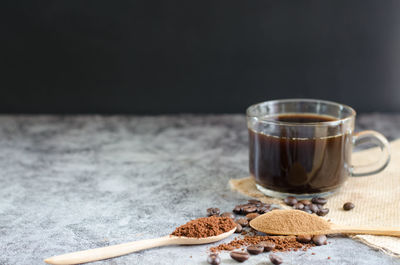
{"left": 2, "top": 0, "right": 400, "bottom": 114}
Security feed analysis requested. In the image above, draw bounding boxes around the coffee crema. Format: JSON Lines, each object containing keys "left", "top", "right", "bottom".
{"left": 249, "top": 114, "right": 352, "bottom": 194}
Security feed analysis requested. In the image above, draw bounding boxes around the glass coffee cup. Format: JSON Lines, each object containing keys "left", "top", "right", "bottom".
{"left": 247, "top": 99, "right": 390, "bottom": 198}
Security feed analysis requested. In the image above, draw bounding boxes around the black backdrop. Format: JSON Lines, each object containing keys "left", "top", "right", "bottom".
{"left": 2, "top": 0, "right": 400, "bottom": 114}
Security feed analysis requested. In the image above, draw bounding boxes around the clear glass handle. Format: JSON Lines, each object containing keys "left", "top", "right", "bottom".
{"left": 351, "top": 130, "right": 391, "bottom": 177}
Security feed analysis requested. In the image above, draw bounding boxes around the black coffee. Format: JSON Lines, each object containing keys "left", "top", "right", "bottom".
{"left": 249, "top": 114, "right": 352, "bottom": 194}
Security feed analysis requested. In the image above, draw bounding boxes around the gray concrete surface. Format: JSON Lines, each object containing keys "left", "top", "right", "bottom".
{"left": 1, "top": 114, "right": 400, "bottom": 265}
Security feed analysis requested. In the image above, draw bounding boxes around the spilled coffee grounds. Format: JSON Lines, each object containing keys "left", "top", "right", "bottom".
{"left": 171, "top": 216, "right": 236, "bottom": 238}
{"left": 210, "top": 235, "right": 314, "bottom": 253}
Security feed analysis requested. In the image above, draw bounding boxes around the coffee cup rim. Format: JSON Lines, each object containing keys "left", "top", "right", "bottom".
{"left": 246, "top": 98, "right": 356, "bottom": 126}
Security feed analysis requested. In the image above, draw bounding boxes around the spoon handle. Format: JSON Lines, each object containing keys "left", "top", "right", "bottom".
{"left": 44, "top": 236, "right": 176, "bottom": 265}
{"left": 331, "top": 225, "right": 400, "bottom": 237}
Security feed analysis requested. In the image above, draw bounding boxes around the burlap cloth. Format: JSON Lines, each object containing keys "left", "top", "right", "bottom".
{"left": 230, "top": 139, "right": 400, "bottom": 257}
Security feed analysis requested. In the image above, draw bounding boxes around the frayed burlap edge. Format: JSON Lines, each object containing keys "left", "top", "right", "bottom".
{"left": 351, "top": 235, "right": 400, "bottom": 258}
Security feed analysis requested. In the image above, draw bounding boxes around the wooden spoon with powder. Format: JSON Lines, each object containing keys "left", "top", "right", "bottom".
{"left": 45, "top": 216, "right": 237, "bottom": 265}
{"left": 249, "top": 209, "right": 400, "bottom": 236}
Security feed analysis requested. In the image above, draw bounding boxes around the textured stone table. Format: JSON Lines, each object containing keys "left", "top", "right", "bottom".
{"left": 1, "top": 114, "right": 400, "bottom": 265}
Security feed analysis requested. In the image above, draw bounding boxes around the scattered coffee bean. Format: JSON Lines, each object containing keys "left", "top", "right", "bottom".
{"left": 309, "top": 204, "right": 319, "bottom": 213}
{"left": 302, "top": 209, "right": 313, "bottom": 214}
{"left": 299, "top": 200, "right": 311, "bottom": 206}
{"left": 242, "top": 205, "right": 258, "bottom": 214}
{"left": 258, "top": 203, "right": 271, "bottom": 209}
{"left": 207, "top": 208, "right": 220, "bottom": 216}
{"left": 245, "top": 212, "right": 260, "bottom": 221}
{"left": 248, "top": 199, "right": 262, "bottom": 205}
{"left": 233, "top": 206, "right": 242, "bottom": 214}
{"left": 235, "top": 223, "right": 243, "bottom": 233}
{"left": 296, "top": 235, "right": 312, "bottom": 243}
{"left": 247, "top": 244, "right": 264, "bottom": 255}
{"left": 236, "top": 218, "right": 249, "bottom": 227}
{"left": 343, "top": 202, "right": 355, "bottom": 211}
{"left": 207, "top": 253, "right": 221, "bottom": 265}
{"left": 311, "top": 197, "right": 327, "bottom": 205}
{"left": 283, "top": 196, "right": 298, "bottom": 206}
{"left": 220, "top": 212, "right": 235, "bottom": 219}
{"left": 259, "top": 241, "right": 275, "bottom": 252}
{"left": 269, "top": 253, "right": 283, "bottom": 265}
{"left": 293, "top": 202, "right": 304, "bottom": 210}
{"left": 257, "top": 206, "right": 270, "bottom": 214}
{"left": 312, "top": 235, "right": 327, "bottom": 246}
{"left": 230, "top": 251, "right": 250, "bottom": 262}
{"left": 317, "top": 208, "right": 329, "bottom": 216}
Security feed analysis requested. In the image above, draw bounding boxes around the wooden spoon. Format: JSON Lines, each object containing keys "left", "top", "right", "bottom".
{"left": 249, "top": 211, "right": 400, "bottom": 237}
{"left": 250, "top": 222, "right": 400, "bottom": 236}
{"left": 44, "top": 228, "right": 236, "bottom": 265}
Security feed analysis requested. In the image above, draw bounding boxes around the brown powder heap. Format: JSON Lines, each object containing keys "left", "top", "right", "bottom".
{"left": 171, "top": 216, "right": 236, "bottom": 238}
{"left": 210, "top": 235, "right": 314, "bottom": 253}
{"left": 250, "top": 209, "right": 331, "bottom": 235}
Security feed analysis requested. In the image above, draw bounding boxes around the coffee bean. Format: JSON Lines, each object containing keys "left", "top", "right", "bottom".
{"left": 257, "top": 206, "right": 270, "bottom": 214}
{"left": 309, "top": 204, "right": 319, "bottom": 213}
{"left": 317, "top": 208, "right": 329, "bottom": 216}
{"left": 311, "top": 197, "right": 327, "bottom": 205}
{"left": 248, "top": 199, "right": 262, "bottom": 205}
{"left": 283, "top": 196, "right": 298, "bottom": 206}
{"left": 299, "top": 200, "right": 311, "bottom": 206}
{"left": 233, "top": 205, "right": 243, "bottom": 214}
{"left": 343, "top": 202, "right": 355, "bottom": 211}
{"left": 207, "top": 208, "right": 220, "bottom": 216}
{"left": 293, "top": 202, "right": 304, "bottom": 210}
{"left": 245, "top": 212, "right": 260, "bottom": 221}
{"left": 235, "top": 223, "right": 243, "bottom": 233}
{"left": 302, "top": 209, "right": 313, "bottom": 214}
{"left": 207, "top": 253, "right": 221, "bottom": 265}
{"left": 236, "top": 218, "right": 249, "bottom": 227}
{"left": 230, "top": 251, "right": 249, "bottom": 262}
{"left": 259, "top": 241, "right": 275, "bottom": 252}
{"left": 312, "top": 235, "right": 327, "bottom": 246}
{"left": 247, "top": 244, "right": 264, "bottom": 255}
{"left": 242, "top": 205, "right": 258, "bottom": 214}
{"left": 220, "top": 212, "right": 235, "bottom": 219}
{"left": 296, "top": 235, "right": 312, "bottom": 243}
{"left": 269, "top": 253, "right": 283, "bottom": 265}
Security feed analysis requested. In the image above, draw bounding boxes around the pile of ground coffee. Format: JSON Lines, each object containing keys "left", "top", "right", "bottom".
{"left": 210, "top": 235, "right": 313, "bottom": 253}
{"left": 171, "top": 216, "right": 236, "bottom": 238}
{"left": 250, "top": 209, "right": 331, "bottom": 235}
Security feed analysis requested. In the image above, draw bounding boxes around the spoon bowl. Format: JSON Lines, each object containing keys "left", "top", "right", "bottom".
{"left": 249, "top": 210, "right": 400, "bottom": 237}
{"left": 170, "top": 228, "right": 237, "bottom": 244}
{"left": 44, "top": 228, "right": 236, "bottom": 265}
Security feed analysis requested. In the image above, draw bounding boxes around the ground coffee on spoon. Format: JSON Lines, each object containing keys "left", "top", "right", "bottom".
{"left": 250, "top": 209, "right": 331, "bottom": 235}
{"left": 171, "top": 216, "right": 236, "bottom": 238}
